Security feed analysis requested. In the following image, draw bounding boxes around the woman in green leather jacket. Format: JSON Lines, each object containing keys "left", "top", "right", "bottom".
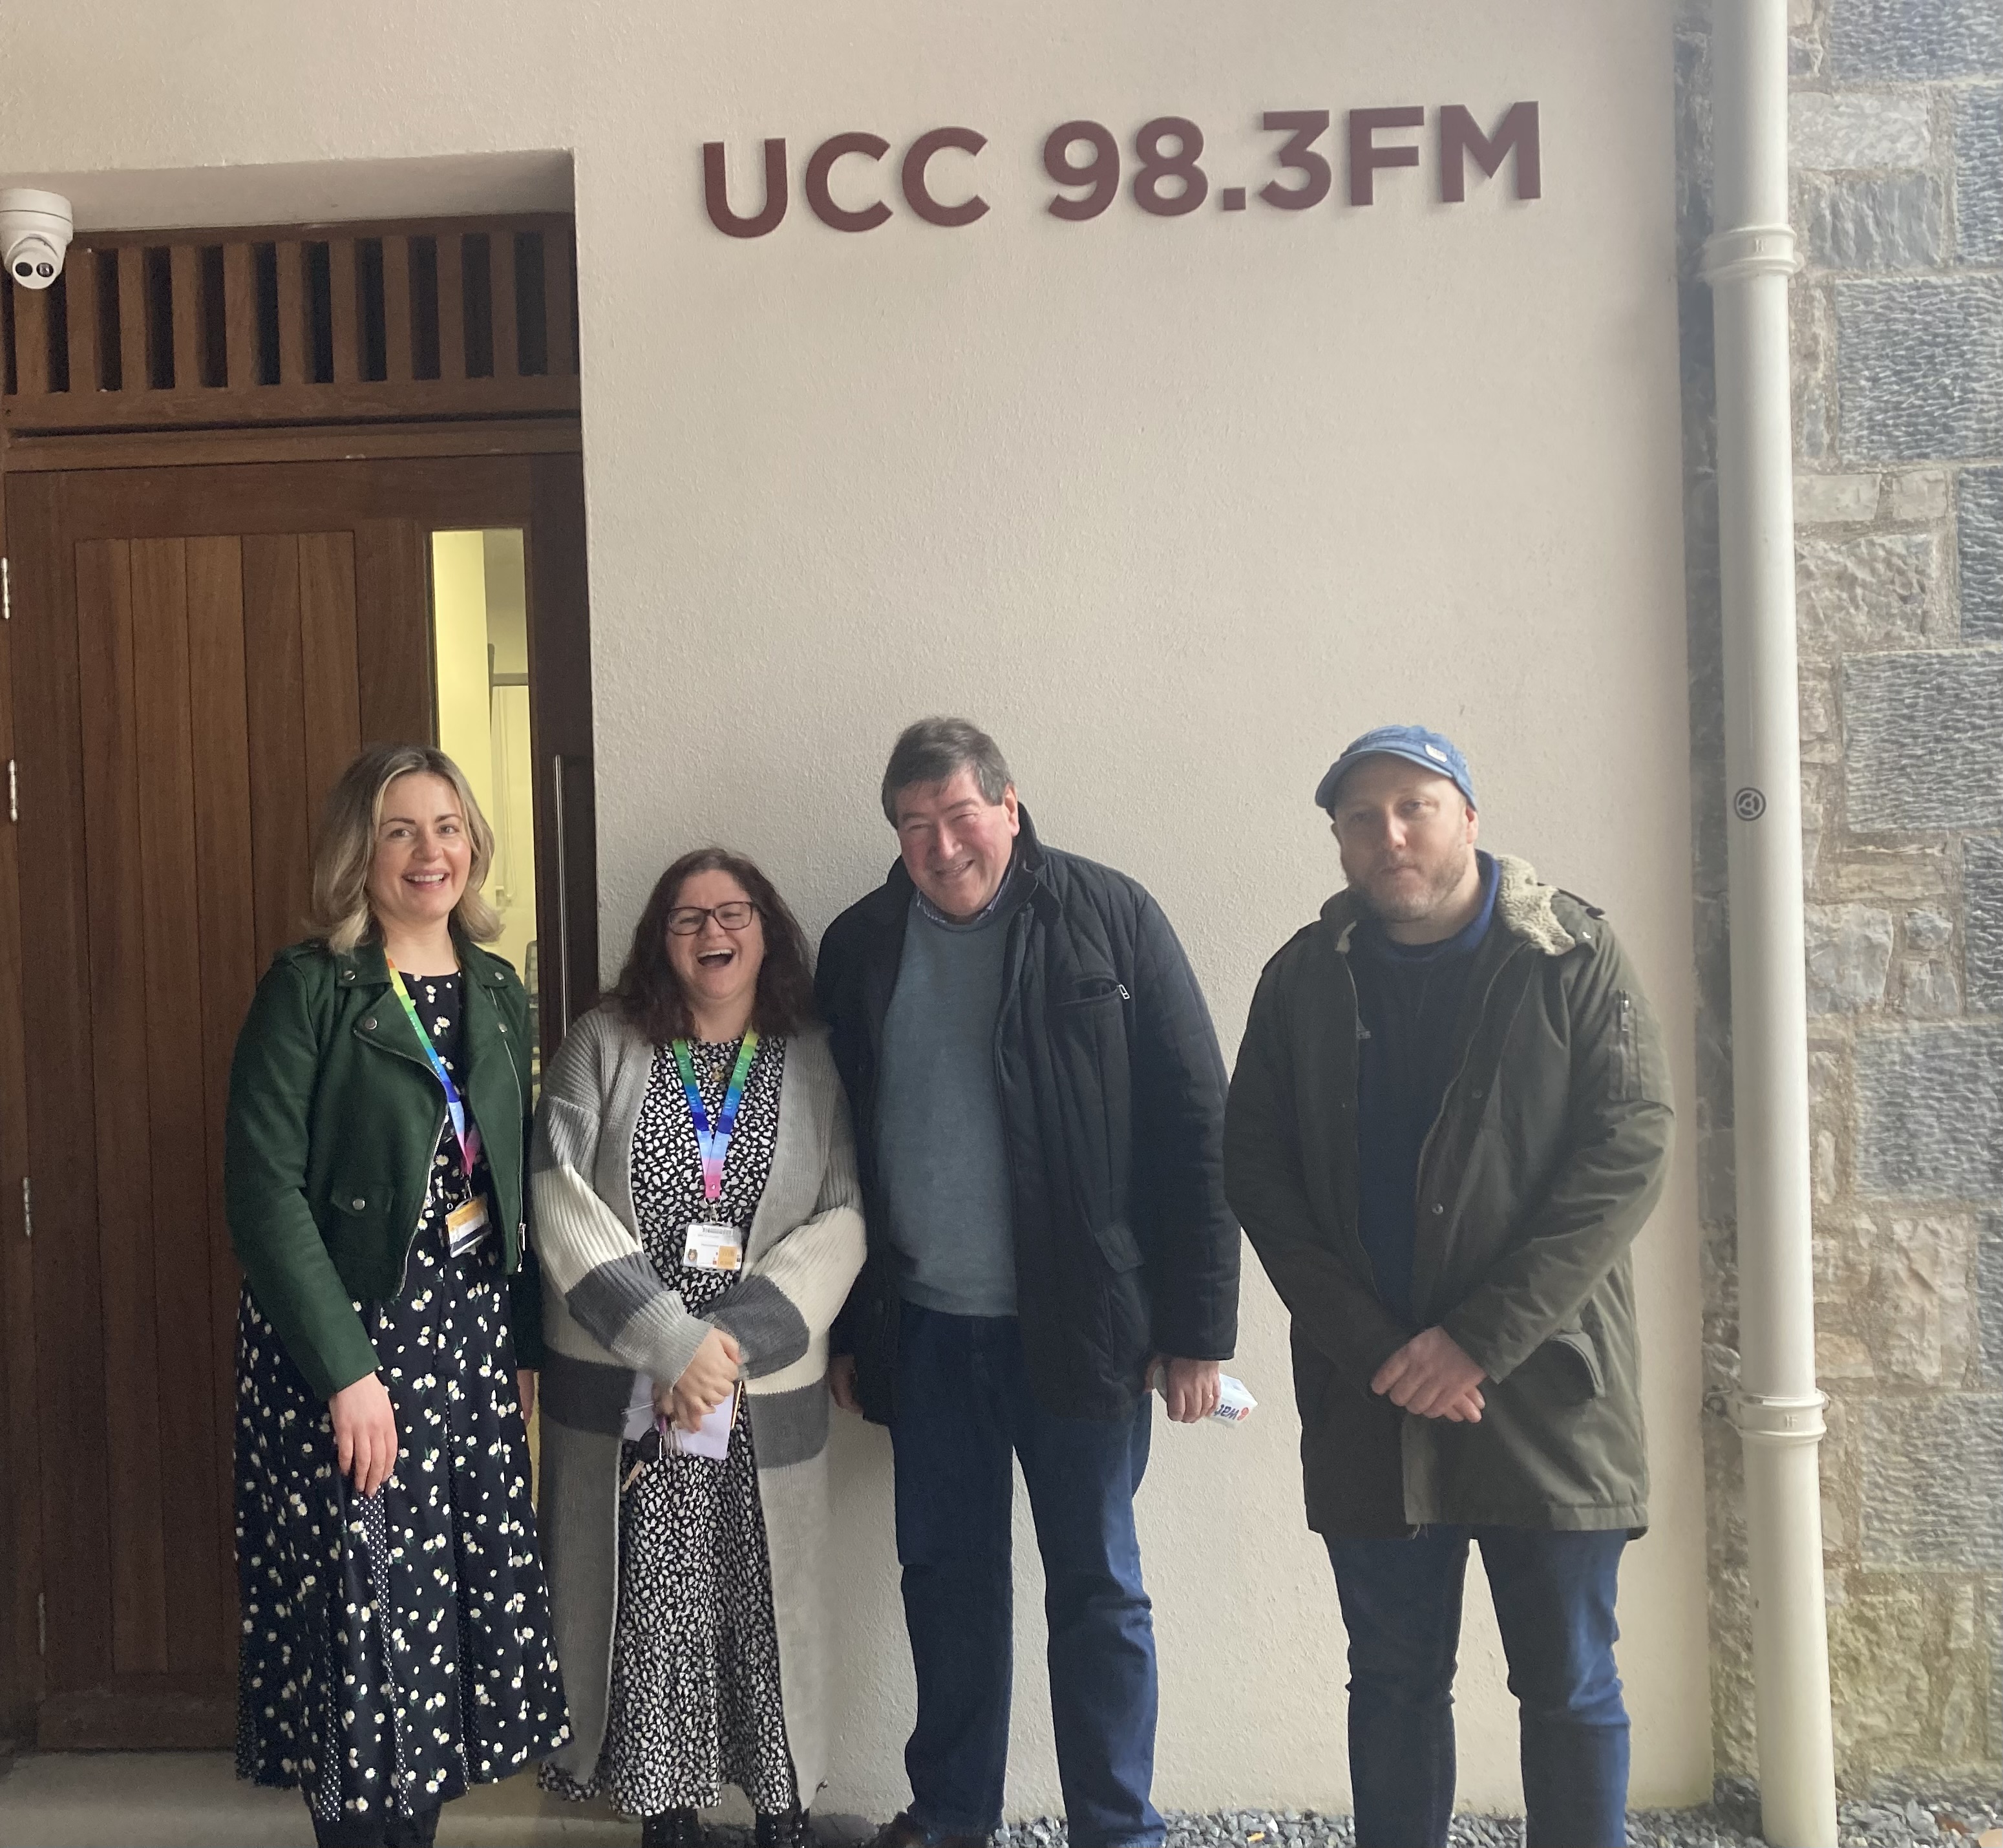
{"left": 224, "top": 742, "right": 566, "bottom": 1848}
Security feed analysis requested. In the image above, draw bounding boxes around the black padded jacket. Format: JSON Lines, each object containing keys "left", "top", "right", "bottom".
{"left": 815, "top": 809, "right": 1240, "bottom": 1423}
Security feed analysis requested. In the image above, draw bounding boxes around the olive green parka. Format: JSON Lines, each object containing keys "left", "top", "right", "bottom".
{"left": 224, "top": 934, "right": 542, "bottom": 1401}
{"left": 1224, "top": 856, "right": 1673, "bottom": 1537}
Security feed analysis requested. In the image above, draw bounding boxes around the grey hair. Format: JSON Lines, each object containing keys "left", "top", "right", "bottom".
{"left": 880, "top": 716, "right": 1015, "bottom": 824}
{"left": 308, "top": 743, "right": 502, "bottom": 953}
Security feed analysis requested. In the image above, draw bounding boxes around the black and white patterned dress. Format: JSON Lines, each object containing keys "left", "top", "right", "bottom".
{"left": 542, "top": 1032, "right": 798, "bottom": 1820}
{"left": 235, "top": 971, "right": 569, "bottom": 1826}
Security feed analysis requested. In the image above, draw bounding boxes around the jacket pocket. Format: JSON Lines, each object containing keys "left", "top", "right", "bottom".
{"left": 329, "top": 1182, "right": 390, "bottom": 1222}
{"left": 1059, "top": 976, "right": 1130, "bottom": 1009}
{"left": 1092, "top": 1217, "right": 1146, "bottom": 1272}
{"left": 1547, "top": 1325, "right": 1607, "bottom": 1401}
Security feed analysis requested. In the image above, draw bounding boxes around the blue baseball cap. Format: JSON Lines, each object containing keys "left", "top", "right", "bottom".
{"left": 1314, "top": 725, "right": 1478, "bottom": 814}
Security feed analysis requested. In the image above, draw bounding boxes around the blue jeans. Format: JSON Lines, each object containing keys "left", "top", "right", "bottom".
{"left": 1326, "top": 1526, "right": 1630, "bottom": 1848}
{"left": 891, "top": 1304, "right": 1161, "bottom": 1848}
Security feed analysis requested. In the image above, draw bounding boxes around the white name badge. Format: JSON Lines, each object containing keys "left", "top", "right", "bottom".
{"left": 445, "top": 1195, "right": 490, "bottom": 1257}
{"left": 683, "top": 1222, "right": 743, "bottom": 1271}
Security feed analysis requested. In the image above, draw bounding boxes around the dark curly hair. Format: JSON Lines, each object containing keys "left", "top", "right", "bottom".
{"left": 611, "top": 847, "right": 817, "bottom": 1045}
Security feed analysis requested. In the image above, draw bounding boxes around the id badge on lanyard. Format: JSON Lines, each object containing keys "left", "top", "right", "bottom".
{"left": 683, "top": 1222, "right": 742, "bottom": 1271}
{"left": 387, "top": 959, "right": 490, "bottom": 1255}
{"left": 445, "top": 1195, "right": 491, "bottom": 1257}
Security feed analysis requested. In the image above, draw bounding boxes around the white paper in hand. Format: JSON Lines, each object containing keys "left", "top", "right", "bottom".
{"left": 621, "top": 1373, "right": 656, "bottom": 1442}
{"left": 670, "top": 1388, "right": 737, "bottom": 1461}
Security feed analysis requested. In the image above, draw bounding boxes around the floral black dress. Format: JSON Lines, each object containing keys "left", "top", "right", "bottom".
{"left": 541, "top": 1032, "right": 797, "bottom": 1820}
{"left": 234, "top": 970, "right": 569, "bottom": 1827}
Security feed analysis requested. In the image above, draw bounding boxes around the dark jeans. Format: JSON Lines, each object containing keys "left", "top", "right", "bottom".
{"left": 1326, "top": 1526, "right": 1630, "bottom": 1848}
{"left": 892, "top": 1303, "right": 1161, "bottom": 1848}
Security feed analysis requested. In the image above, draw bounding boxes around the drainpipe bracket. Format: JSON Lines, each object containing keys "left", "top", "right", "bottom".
{"left": 1732, "top": 1389, "right": 1828, "bottom": 1445}
{"left": 1700, "top": 222, "right": 1801, "bottom": 286}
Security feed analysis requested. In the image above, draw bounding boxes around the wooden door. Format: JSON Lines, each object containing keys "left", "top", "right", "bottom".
{"left": 6, "top": 455, "right": 596, "bottom": 1747}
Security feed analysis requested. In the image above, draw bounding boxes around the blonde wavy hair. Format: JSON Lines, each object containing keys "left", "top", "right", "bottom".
{"left": 310, "top": 743, "right": 502, "bottom": 954}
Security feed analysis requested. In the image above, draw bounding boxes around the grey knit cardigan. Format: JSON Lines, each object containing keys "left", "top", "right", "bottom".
{"left": 529, "top": 1004, "right": 866, "bottom": 1798}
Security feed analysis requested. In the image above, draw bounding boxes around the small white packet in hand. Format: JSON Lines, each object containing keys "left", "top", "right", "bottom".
{"left": 1150, "top": 1365, "right": 1258, "bottom": 1425}
{"left": 622, "top": 1374, "right": 657, "bottom": 1442}
{"left": 669, "top": 1387, "right": 738, "bottom": 1460}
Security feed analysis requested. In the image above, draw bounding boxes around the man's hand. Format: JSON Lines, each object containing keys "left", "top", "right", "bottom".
{"left": 1371, "top": 1327, "right": 1487, "bottom": 1421}
{"left": 1154, "top": 1355, "right": 1222, "bottom": 1424}
{"left": 828, "top": 1354, "right": 862, "bottom": 1413}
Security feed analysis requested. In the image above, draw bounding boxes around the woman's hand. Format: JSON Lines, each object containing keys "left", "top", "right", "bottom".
{"left": 670, "top": 1327, "right": 743, "bottom": 1431}
{"left": 329, "top": 1373, "right": 399, "bottom": 1497}
{"left": 517, "top": 1368, "right": 537, "bottom": 1424}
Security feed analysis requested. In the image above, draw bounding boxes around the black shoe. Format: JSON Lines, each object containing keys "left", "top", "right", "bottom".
{"left": 758, "top": 1807, "right": 818, "bottom": 1848}
{"left": 643, "top": 1809, "right": 705, "bottom": 1848}
{"left": 383, "top": 1807, "right": 441, "bottom": 1848}
{"left": 864, "top": 1812, "right": 988, "bottom": 1848}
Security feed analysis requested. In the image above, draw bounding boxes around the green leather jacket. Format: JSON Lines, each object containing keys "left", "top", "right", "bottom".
{"left": 224, "top": 933, "right": 542, "bottom": 1401}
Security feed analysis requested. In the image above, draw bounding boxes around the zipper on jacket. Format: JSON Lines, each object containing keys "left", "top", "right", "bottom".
{"left": 485, "top": 973, "right": 530, "bottom": 1266}
{"left": 1409, "top": 942, "right": 1530, "bottom": 1306}
{"left": 988, "top": 902, "right": 1035, "bottom": 1255}
{"left": 1332, "top": 952, "right": 1386, "bottom": 1306}
{"left": 392, "top": 1102, "right": 452, "bottom": 1304}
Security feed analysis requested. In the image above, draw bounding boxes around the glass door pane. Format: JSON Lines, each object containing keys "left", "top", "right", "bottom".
{"left": 430, "top": 528, "right": 542, "bottom": 1085}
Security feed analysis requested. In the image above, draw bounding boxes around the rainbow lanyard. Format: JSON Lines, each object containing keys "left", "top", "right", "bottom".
{"left": 670, "top": 1032, "right": 760, "bottom": 1202}
{"left": 385, "top": 959, "right": 482, "bottom": 1176}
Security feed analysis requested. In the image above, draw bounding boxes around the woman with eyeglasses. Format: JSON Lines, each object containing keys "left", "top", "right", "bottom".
{"left": 533, "top": 847, "right": 865, "bottom": 1848}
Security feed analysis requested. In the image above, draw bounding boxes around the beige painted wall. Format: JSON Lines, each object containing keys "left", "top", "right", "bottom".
{"left": 0, "top": 0, "right": 1710, "bottom": 1814}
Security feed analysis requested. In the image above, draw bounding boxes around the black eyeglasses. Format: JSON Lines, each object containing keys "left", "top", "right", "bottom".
{"left": 666, "top": 900, "right": 761, "bottom": 936}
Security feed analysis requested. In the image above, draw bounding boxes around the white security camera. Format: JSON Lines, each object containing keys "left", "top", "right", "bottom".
{"left": 0, "top": 189, "right": 74, "bottom": 291}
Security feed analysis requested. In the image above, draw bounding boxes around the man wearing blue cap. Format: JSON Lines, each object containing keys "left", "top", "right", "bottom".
{"left": 1224, "top": 726, "right": 1673, "bottom": 1848}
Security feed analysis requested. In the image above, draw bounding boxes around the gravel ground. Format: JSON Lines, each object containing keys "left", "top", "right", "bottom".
{"left": 977, "top": 1790, "right": 2003, "bottom": 1848}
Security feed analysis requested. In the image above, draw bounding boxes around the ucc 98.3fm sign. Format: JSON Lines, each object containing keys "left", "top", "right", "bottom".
{"left": 700, "top": 103, "right": 1540, "bottom": 237}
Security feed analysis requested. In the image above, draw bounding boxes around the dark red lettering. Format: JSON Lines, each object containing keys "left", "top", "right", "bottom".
{"left": 1260, "top": 110, "right": 1333, "bottom": 211}
{"left": 1348, "top": 105, "right": 1424, "bottom": 206}
{"left": 1439, "top": 102, "right": 1542, "bottom": 202}
{"left": 703, "top": 139, "right": 788, "bottom": 239}
{"left": 805, "top": 132, "right": 893, "bottom": 232}
{"left": 902, "top": 127, "right": 990, "bottom": 228}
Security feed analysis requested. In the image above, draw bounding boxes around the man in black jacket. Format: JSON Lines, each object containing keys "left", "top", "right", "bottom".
{"left": 817, "top": 716, "right": 1239, "bottom": 1848}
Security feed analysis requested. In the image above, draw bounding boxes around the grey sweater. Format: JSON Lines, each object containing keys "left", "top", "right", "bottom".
{"left": 876, "top": 889, "right": 1019, "bottom": 1316}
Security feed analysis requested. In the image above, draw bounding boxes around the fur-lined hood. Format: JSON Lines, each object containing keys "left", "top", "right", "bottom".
{"left": 1317, "top": 853, "right": 1586, "bottom": 958}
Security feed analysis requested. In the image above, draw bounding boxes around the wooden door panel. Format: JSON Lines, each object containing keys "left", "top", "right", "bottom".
{"left": 241, "top": 535, "right": 315, "bottom": 969}
{"left": 185, "top": 535, "right": 259, "bottom": 1677}
{"left": 354, "top": 520, "right": 433, "bottom": 747}
{"left": 75, "top": 538, "right": 173, "bottom": 1681}
{"left": 130, "top": 538, "right": 231, "bottom": 1684}
{"left": 299, "top": 532, "right": 363, "bottom": 861}
{"left": 16, "top": 480, "right": 117, "bottom": 1707}
{"left": 10, "top": 453, "right": 595, "bottom": 1747}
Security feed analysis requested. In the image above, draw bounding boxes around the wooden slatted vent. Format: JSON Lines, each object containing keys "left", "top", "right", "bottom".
{"left": 2, "top": 215, "right": 579, "bottom": 434}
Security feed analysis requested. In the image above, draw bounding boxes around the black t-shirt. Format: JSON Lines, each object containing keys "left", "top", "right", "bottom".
{"left": 1349, "top": 852, "right": 1498, "bottom": 1324}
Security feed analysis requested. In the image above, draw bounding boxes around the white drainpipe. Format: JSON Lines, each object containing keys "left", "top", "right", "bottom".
{"left": 1699, "top": 3, "right": 1839, "bottom": 1843}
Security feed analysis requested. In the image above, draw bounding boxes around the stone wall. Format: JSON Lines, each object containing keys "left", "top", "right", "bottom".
{"left": 1679, "top": 0, "right": 2003, "bottom": 1790}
